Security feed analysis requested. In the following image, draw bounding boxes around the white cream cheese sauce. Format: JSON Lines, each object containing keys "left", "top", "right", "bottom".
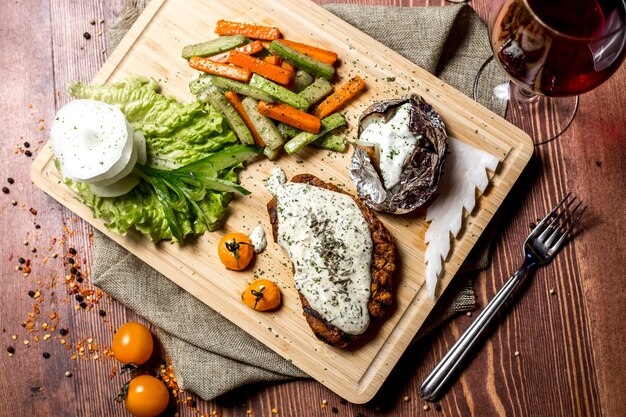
{"left": 267, "top": 169, "right": 373, "bottom": 335}
{"left": 249, "top": 225, "right": 267, "bottom": 253}
{"left": 359, "top": 103, "right": 420, "bottom": 189}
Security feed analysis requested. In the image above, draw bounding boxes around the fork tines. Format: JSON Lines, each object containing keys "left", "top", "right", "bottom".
{"left": 534, "top": 193, "right": 588, "bottom": 252}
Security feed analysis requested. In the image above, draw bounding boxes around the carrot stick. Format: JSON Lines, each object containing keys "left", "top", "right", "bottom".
{"left": 188, "top": 56, "right": 252, "bottom": 82}
{"left": 208, "top": 40, "right": 264, "bottom": 63}
{"left": 278, "top": 39, "right": 338, "bottom": 65}
{"left": 314, "top": 76, "right": 365, "bottom": 119}
{"left": 258, "top": 101, "right": 321, "bottom": 134}
{"left": 215, "top": 20, "right": 281, "bottom": 40}
{"left": 281, "top": 61, "right": 295, "bottom": 73}
{"left": 264, "top": 55, "right": 282, "bottom": 66}
{"left": 224, "top": 91, "right": 265, "bottom": 146}
{"left": 228, "top": 51, "right": 293, "bottom": 85}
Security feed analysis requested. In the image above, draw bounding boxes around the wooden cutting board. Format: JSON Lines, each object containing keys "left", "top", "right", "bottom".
{"left": 31, "top": 0, "right": 533, "bottom": 403}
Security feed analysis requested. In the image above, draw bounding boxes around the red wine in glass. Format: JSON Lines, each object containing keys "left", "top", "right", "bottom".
{"left": 481, "top": 0, "right": 626, "bottom": 144}
{"left": 491, "top": 0, "right": 626, "bottom": 97}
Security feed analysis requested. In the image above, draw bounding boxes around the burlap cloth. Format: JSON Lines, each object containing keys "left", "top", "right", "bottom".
{"left": 93, "top": 1, "right": 506, "bottom": 401}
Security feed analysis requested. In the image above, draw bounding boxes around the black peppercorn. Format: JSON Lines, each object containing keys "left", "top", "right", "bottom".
{"left": 189, "top": 400, "right": 197, "bottom": 408}
{"left": 98, "top": 309, "right": 106, "bottom": 317}
{"left": 7, "top": 346, "right": 15, "bottom": 354}
{"left": 83, "top": 32, "right": 91, "bottom": 40}
{"left": 68, "top": 257, "right": 75, "bottom": 264}
{"left": 59, "top": 328, "right": 68, "bottom": 336}
{"left": 18, "top": 258, "right": 26, "bottom": 264}
{"left": 42, "top": 352, "right": 50, "bottom": 359}
{"left": 2, "top": 187, "right": 9, "bottom": 194}
{"left": 75, "top": 270, "right": 81, "bottom": 278}
{"left": 24, "top": 150, "right": 32, "bottom": 157}
{"left": 28, "top": 290, "right": 35, "bottom": 298}
{"left": 75, "top": 294, "right": 84, "bottom": 302}
{"left": 76, "top": 277, "right": 84, "bottom": 283}
{"left": 331, "top": 407, "right": 338, "bottom": 414}
{"left": 79, "top": 302, "right": 87, "bottom": 309}
{"left": 7, "top": 178, "right": 14, "bottom": 184}
{"left": 434, "top": 403, "right": 442, "bottom": 411}
{"left": 23, "top": 141, "right": 30, "bottom": 148}
{"left": 69, "top": 247, "right": 77, "bottom": 255}
{"left": 70, "top": 267, "right": 78, "bottom": 275}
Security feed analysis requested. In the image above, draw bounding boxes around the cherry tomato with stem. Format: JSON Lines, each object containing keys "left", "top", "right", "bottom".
{"left": 112, "top": 322, "right": 154, "bottom": 365}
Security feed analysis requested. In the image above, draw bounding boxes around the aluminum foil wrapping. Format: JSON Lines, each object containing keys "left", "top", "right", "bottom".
{"left": 349, "top": 94, "right": 449, "bottom": 214}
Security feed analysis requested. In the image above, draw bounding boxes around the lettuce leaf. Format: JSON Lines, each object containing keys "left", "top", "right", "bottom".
{"left": 63, "top": 75, "right": 246, "bottom": 242}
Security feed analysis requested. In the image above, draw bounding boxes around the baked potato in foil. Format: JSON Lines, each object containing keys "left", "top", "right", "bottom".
{"left": 349, "top": 94, "right": 448, "bottom": 214}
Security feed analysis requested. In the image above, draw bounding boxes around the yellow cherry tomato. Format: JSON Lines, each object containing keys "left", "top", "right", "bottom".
{"left": 242, "top": 279, "right": 281, "bottom": 311}
{"left": 112, "top": 322, "right": 154, "bottom": 365}
{"left": 218, "top": 232, "right": 254, "bottom": 270}
{"left": 125, "top": 375, "right": 169, "bottom": 417}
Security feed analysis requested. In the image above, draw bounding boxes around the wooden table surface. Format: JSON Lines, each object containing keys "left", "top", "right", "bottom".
{"left": 1, "top": 1, "right": 624, "bottom": 416}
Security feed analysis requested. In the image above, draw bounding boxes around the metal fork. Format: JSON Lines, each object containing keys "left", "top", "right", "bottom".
{"left": 420, "top": 193, "right": 587, "bottom": 402}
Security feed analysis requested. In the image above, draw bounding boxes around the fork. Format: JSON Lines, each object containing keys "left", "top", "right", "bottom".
{"left": 420, "top": 193, "right": 587, "bottom": 402}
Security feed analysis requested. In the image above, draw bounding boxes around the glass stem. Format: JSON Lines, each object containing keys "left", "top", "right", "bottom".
{"left": 511, "top": 84, "right": 540, "bottom": 104}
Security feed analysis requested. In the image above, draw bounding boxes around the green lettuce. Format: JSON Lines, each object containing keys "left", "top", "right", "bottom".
{"left": 63, "top": 75, "right": 248, "bottom": 242}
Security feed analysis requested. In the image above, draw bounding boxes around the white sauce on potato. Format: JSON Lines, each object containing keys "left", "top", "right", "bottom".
{"left": 359, "top": 103, "right": 420, "bottom": 189}
{"left": 268, "top": 170, "right": 373, "bottom": 335}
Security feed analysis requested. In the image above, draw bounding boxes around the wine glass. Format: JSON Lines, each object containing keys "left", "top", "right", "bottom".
{"left": 477, "top": 0, "right": 626, "bottom": 144}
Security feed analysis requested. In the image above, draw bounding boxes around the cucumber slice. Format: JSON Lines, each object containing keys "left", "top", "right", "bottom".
{"left": 207, "top": 75, "right": 275, "bottom": 102}
{"left": 249, "top": 74, "right": 309, "bottom": 111}
{"left": 269, "top": 41, "right": 335, "bottom": 80}
{"left": 263, "top": 146, "right": 281, "bottom": 160}
{"left": 182, "top": 35, "right": 247, "bottom": 59}
{"left": 293, "top": 70, "right": 315, "bottom": 93}
{"left": 298, "top": 78, "right": 333, "bottom": 105}
{"left": 284, "top": 113, "right": 346, "bottom": 155}
{"left": 189, "top": 75, "right": 213, "bottom": 95}
{"left": 277, "top": 122, "right": 302, "bottom": 139}
{"left": 312, "top": 133, "right": 348, "bottom": 152}
{"left": 241, "top": 97, "right": 284, "bottom": 150}
{"left": 199, "top": 86, "right": 255, "bottom": 145}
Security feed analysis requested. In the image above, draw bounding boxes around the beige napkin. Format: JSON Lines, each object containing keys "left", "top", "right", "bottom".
{"left": 94, "top": 1, "right": 506, "bottom": 401}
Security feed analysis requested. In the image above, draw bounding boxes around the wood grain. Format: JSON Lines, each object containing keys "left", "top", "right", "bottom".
{"left": 0, "top": 0, "right": 624, "bottom": 416}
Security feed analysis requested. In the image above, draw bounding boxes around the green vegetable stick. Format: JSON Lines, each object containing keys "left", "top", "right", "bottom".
{"left": 284, "top": 113, "right": 346, "bottom": 155}
{"left": 182, "top": 35, "right": 248, "bottom": 59}
{"left": 269, "top": 41, "right": 335, "bottom": 80}
{"left": 200, "top": 86, "right": 255, "bottom": 146}
{"left": 249, "top": 74, "right": 310, "bottom": 111}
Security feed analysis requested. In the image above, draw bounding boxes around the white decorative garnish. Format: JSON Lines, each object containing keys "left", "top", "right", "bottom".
{"left": 249, "top": 225, "right": 267, "bottom": 253}
{"left": 424, "top": 138, "right": 500, "bottom": 298}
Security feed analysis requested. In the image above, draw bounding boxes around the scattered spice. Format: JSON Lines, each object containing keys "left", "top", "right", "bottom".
{"left": 331, "top": 407, "right": 338, "bottom": 414}
{"left": 89, "top": 18, "right": 96, "bottom": 25}
{"left": 403, "top": 395, "right": 410, "bottom": 402}
{"left": 59, "top": 328, "right": 68, "bottom": 336}
{"left": 549, "top": 288, "right": 556, "bottom": 295}
{"left": 514, "top": 351, "right": 520, "bottom": 357}
{"left": 28, "top": 290, "right": 35, "bottom": 298}
{"left": 466, "top": 311, "right": 472, "bottom": 317}
{"left": 64, "top": 371, "right": 72, "bottom": 377}
{"left": 7, "top": 346, "right": 15, "bottom": 354}
{"left": 271, "top": 408, "right": 278, "bottom": 414}
{"left": 69, "top": 247, "right": 77, "bottom": 255}
{"left": 2, "top": 187, "right": 9, "bottom": 194}
{"left": 83, "top": 32, "right": 91, "bottom": 40}
{"left": 434, "top": 403, "right": 442, "bottom": 411}
{"left": 43, "top": 352, "right": 50, "bottom": 359}
{"left": 423, "top": 404, "right": 430, "bottom": 411}
{"left": 11, "top": 200, "right": 17, "bottom": 206}
{"left": 7, "top": 178, "right": 14, "bottom": 184}
{"left": 23, "top": 141, "right": 30, "bottom": 148}
{"left": 29, "top": 208, "right": 38, "bottom": 215}
{"left": 79, "top": 302, "right": 87, "bottom": 309}
{"left": 24, "top": 150, "right": 32, "bottom": 157}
